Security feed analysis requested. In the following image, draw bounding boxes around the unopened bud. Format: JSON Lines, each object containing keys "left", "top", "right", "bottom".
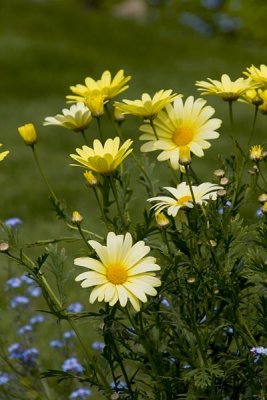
{"left": 71, "top": 211, "right": 83, "bottom": 224}
{"left": 155, "top": 212, "right": 170, "bottom": 228}
{"left": 111, "top": 394, "right": 120, "bottom": 400}
{"left": 18, "top": 123, "right": 37, "bottom": 146}
{"left": 187, "top": 277, "right": 196, "bottom": 284}
{"left": 179, "top": 147, "right": 191, "bottom": 166}
{"left": 262, "top": 202, "right": 267, "bottom": 213}
{"left": 258, "top": 193, "right": 267, "bottom": 203}
{"left": 85, "top": 90, "right": 105, "bottom": 117}
{"left": 252, "top": 95, "right": 264, "bottom": 106}
{"left": 217, "top": 189, "right": 227, "bottom": 197}
{"left": 114, "top": 106, "right": 125, "bottom": 122}
{"left": 220, "top": 177, "right": 229, "bottom": 186}
{"left": 84, "top": 170, "right": 98, "bottom": 186}
{"left": 213, "top": 169, "right": 225, "bottom": 178}
{"left": 209, "top": 239, "right": 217, "bottom": 247}
{"left": 214, "top": 288, "right": 219, "bottom": 295}
{"left": 0, "top": 242, "right": 9, "bottom": 252}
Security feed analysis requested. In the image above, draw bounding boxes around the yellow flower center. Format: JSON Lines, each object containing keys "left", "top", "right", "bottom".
{"left": 106, "top": 264, "right": 128, "bottom": 285}
{"left": 177, "top": 195, "right": 192, "bottom": 207}
{"left": 173, "top": 126, "right": 194, "bottom": 146}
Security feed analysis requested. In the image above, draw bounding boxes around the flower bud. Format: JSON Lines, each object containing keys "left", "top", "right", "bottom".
{"left": 18, "top": 123, "right": 37, "bottom": 146}
{"left": 0, "top": 242, "right": 9, "bottom": 252}
{"left": 71, "top": 211, "right": 83, "bottom": 224}
{"left": 252, "top": 95, "right": 263, "bottom": 106}
{"left": 220, "top": 177, "right": 229, "bottom": 186}
{"left": 114, "top": 106, "right": 125, "bottom": 122}
{"left": 258, "top": 193, "right": 267, "bottom": 203}
{"left": 187, "top": 277, "right": 196, "bottom": 284}
{"left": 213, "top": 169, "right": 225, "bottom": 178}
{"left": 84, "top": 170, "right": 98, "bottom": 186}
{"left": 217, "top": 189, "right": 227, "bottom": 197}
{"left": 85, "top": 91, "right": 105, "bottom": 117}
{"left": 179, "top": 146, "right": 191, "bottom": 166}
{"left": 155, "top": 212, "right": 170, "bottom": 228}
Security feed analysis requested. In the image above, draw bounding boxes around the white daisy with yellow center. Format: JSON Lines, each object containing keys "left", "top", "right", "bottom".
{"left": 75, "top": 232, "right": 161, "bottom": 312}
{"left": 148, "top": 182, "right": 222, "bottom": 217}
{"left": 43, "top": 102, "right": 92, "bottom": 132}
{"left": 140, "top": 96, "right": 221, "bottom": 170}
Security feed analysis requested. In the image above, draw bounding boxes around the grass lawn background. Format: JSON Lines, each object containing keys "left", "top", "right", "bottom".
{"left": 0, "top": 1, "right": 266, "bottom": 397}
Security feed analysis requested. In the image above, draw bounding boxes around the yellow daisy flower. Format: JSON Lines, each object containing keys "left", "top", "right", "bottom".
{"left": 43, "top": 102, "right": 92, "bottom": 132}
{"left": 75, "top": 232, "right": 161, "bottom": 311}
{"left": 195, "top": 74, "right": 255, "bottom": 101}
{"left": 139, "top": 96, "right": 221, "bottom": 170}
{"left": 115, "top": 89, "right": 180, "bottom": 120}
{"left": 70, "top": 137, "right": 133, "bottom": 175}
{"left": 240, "top": 89, "right": 264, "bottom": 106}
{"left": 66, "top": 70, "right": 131, "bottom": 103}
{"left": 148, "top": 182, "right": 222, "bottom": 217}
{"left": 243, "top": 64, "right": 267, "bottom": 87}
{"left": 0, "top": 144, "right": 9, "bottom": 161}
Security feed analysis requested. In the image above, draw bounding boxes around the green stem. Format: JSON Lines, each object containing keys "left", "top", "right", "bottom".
{"left": 31, "top": 146, "right": 57, "bottom": 201}
{"left": 238, "top": 312, "right": 257, "bottom": 346}
{"left": 80, "top": 129, "right": 89, "bottom": 145}
{"left": 96, "top": 117, "right": 104, "bottom": 142}
{"left": 92, "top": 186, "right": 110, "bottom": 231}
{"left": 149, "top": 119, "right": 159, "bottom": 140}
{"left": 67, "top": 223, "right": 103, "bottom": 240}
{"left": 76, "top": 223, "right": 92, "bottom": 250}
{"left": 108, "top": 175, "right": 127, "bottom": 230}
{"left": 247, "top": 106, "right": 258, "bottom": 146}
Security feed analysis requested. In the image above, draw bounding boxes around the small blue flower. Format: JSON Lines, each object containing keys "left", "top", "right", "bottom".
{"left": 0, "top": 372, "right": 9, "bottom": 385}
{"left": 69, "top": 387, "right": 92, "bottom": 399}
{"left": 67, "top": 303, "right": 84, "bottom": 313}
{"left": 17, "top": 325, "right": 32, "bottom": 335}
{"left": 8, "top": 343, "right": 23, "bottom": 359}
{"left": 91, "top": 341, "right": 105, "bottom": 351}
{"left": 4, "top": 217, "right": 23, "bottom": 228}
{"left": 161, "top": 298, "right": 170, "bottom": 308}
{"left": 62, "top": 357, "right": 83, "bottom": 373}
{"left": 225, "top": 201, "right": 232, "bottom": 207}
{"left": 27, "top": 286, "right": 41, "bottom": 297}
{"left": 227, "top": 327, "right": 234, "bottom": 334}
{"left": 218, "top": 207, "right": 224, "bottom": 215}
{"left": 250, "top": 346, "right": 267, "bottom": 356}
{"left": 63, "top": 330, "right": 76, "bottom": 340}
{"left": 202, "top": 0, "right": 222, "bottom": 9}
{"left": 6, "top": 277, "right": 22, "bottom": 289}
{"left": 29, "top": 314, "right": 45, "bottom": 325}
{"left": 50, "top": 339, "right": 64, "bottom": 348}
{"left": 179, "top": 12, "right": 212, "bottom": 36}
{"left": 110, "top": 380, "right": 126, "bottom": 390}
{"left": 256, "top": 208, "right": 263, "bottom": 218}
{"left": 20, "top": 274, "right": 34, "bottom": 285}
{"left": 21, "top": 348, "right": 39, "bottom": 366}
{"left": 10, "top": 296, "right": 29, "bottom": 308}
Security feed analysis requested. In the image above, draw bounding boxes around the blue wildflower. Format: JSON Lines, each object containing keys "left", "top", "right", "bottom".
{"left": 250, "top": 346, "right": 267, "bottom": 356}
{"left": 110, "top": 380, "right": 126, "bottom": 390}
{"left": 62, "top": 357, "right": 83, "bottom": 373}
{"left": 21, "top": 348, "right": 39, "bottom": 366}
{"left": 20, "top": 274, "right": 34, "bottom": 285}
{"left": 91, "top": 341, "right": 105, "bottom": 351}
{"left": 29, "top": 314, "right": 45, "bottom": 325}
{"left": 67, "top": 303, "right": 84, "bottom": 313}
{"left": 8, "top": 343, "right": 24, "bottom": 359}
{"left": 202, "top": 0, "right": 222, "bottom": 9}
{"left": 27, "top": 286, "right": 41, "bottom": 297}
{"left": 5, "top": 277, "right": 22, "bottom": 289}
{"left": 179, "top": 12, "right": 212, "bottom": 36}
{"left": 10, "top": 295, "right": 29, "bottom": 308}
{"left": 256, "top": 208, "right": 263, "bottom": 218}
{"left": 63, "top": 330, "right": 76, "bottom": 340}
{"left": 213, "top": 12, "right": 242, "bottom": 33}
{"left": 50, "top": 339, "right": 64, "bottom": 348}
{"left": 17, "top": 325, "right": 32, "bottom": 335}
{"left": 0, "top": 372, "right": 9, "bottom": 385}
{"left": 161, "top": 298, "right": 170, "bottom": 308}
{"left": 225, "top": 201, "right": 232, "bottom": 207}
{"left": 69, "top": 387, "right": 92, "bottom": 399}
{"left": 4, "top": 217, "right": 22, "bottom": 228}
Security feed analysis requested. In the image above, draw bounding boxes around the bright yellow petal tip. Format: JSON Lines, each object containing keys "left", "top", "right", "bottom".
{"left": 18, "top": 123, "right": 37, "bottom": 146}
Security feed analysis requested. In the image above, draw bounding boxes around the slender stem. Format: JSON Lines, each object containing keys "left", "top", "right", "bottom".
{"left": 80, "top": 129, "right": 89, "bottom": 145}
{"left": 149, "top": 119, "right": 159, "bottom": 140}
{"left": 108, "top": 175, "right": 126, "bottom": 230}
{"left": 96, "top": 117, "right": 104, "bottom": 142}
{"left": 92, "top": 186, "right": 110, "bottom": 231}
{"left": 237, "top": 312, "right": 257, "bottom": 346}
{"left": 247, "top": 106, "right": 258, "bottom": 146}
{"left": 67, "top": 223, "right": 103, "bottom": 240}
{"left": 31, "top": 146, "right": 57, "bottom": 201}
{"left": 76, "top": 224, "right": 92, "bottom": 250}
{"left": 104, "top": 104, "right": 122, "bottom": 139}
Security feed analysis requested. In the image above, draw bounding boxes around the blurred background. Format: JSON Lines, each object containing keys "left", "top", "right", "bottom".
{"left": 0, "top": 0, "right": 266, "bottom": 241}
